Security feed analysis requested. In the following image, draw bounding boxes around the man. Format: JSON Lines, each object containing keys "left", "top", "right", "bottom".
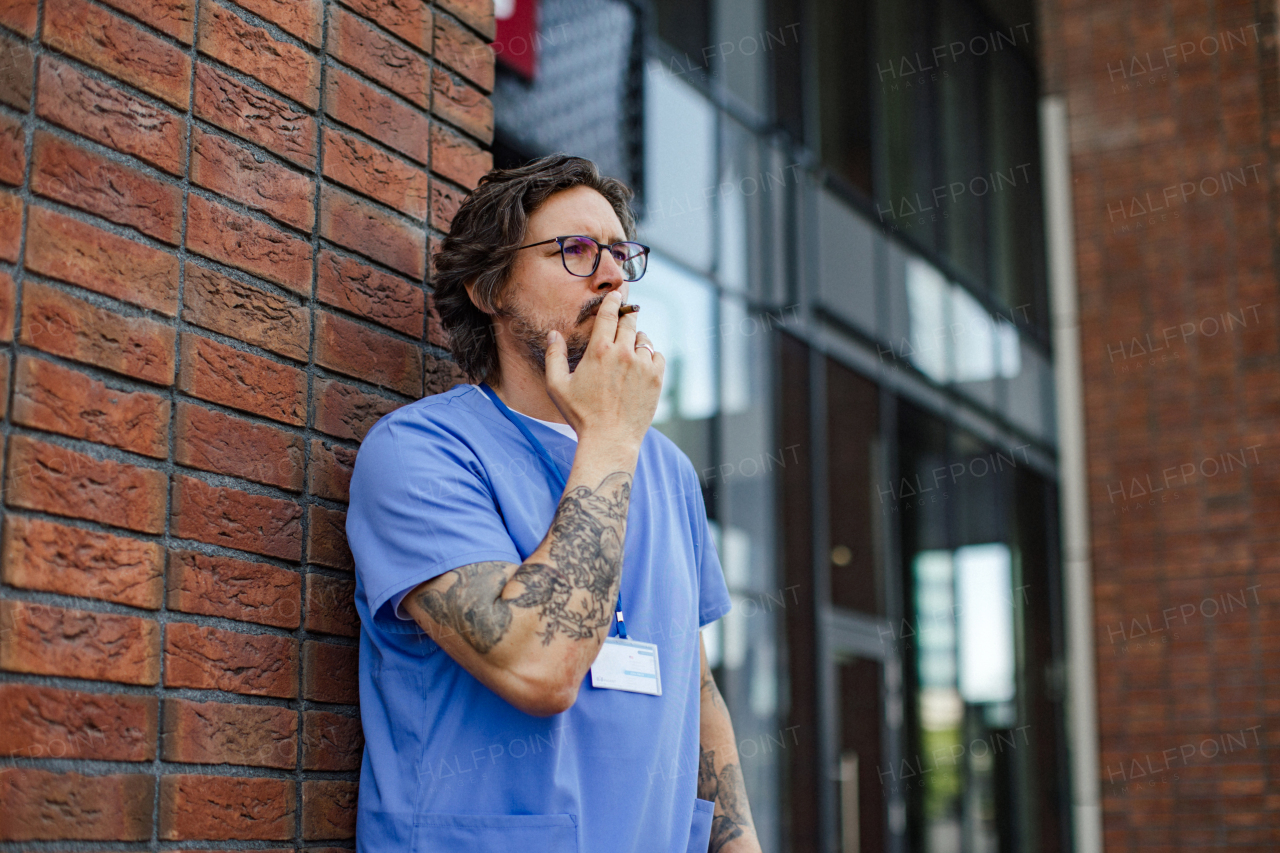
{"left": 347, "top": 154, "right": 763, "bottom": 853}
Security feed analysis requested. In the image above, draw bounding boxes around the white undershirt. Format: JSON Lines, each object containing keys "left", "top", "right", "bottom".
{"left": 392, "top": 387, "right": 577, "bottom": 620}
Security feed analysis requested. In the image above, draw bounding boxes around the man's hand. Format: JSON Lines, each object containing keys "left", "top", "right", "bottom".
{"left": 544, "top": 289, "right": 664, "bottom": 453}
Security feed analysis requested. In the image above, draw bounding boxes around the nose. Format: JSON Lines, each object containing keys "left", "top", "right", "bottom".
{"left": 592, "top": 246, "right": 627, "bottom": 292}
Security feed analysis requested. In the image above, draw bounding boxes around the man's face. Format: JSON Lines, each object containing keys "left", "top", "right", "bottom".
{"left": 490, "top": 185, "right": 631, "bottom": 374}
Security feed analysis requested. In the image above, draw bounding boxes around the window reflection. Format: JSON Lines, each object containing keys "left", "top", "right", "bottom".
{"left": 642, "top": 59, "right": 716, "bottom": 272}
{"left": 633, "top": 252, "right": 718, "bottom": 425}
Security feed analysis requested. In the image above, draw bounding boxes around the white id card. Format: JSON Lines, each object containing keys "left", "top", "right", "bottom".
{"left": 589, "top": 637, "right": 662, "bottom": 695}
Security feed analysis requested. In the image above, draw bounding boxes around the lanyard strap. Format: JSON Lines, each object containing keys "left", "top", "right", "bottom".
{"left": 478, "top": 384, "right": 628, "bottom": 640}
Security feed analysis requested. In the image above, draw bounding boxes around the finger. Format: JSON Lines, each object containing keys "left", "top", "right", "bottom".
{"left": 589, "top": 290, "right": 623, "bottom": 349}
{"left": 615, "top": 300, "right": 638, "bottom": 349}
{"left": 544, "top": 329, "right": 569, "bottom": 389}
{"left": 633, "top": 331, "right": 655, "bottom": 358}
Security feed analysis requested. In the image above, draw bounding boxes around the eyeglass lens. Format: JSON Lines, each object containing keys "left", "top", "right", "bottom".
{"left": 560, "top": 236, "right": 647, "bottom": 281}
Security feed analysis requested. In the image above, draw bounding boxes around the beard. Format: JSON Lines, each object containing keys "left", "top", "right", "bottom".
{"left": 496, "top": 293, "right": 605, "bottom": 374}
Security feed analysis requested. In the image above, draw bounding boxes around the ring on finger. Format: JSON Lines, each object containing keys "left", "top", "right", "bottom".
{"left": 635, "top": 342, "right": 655, "bottom": 357}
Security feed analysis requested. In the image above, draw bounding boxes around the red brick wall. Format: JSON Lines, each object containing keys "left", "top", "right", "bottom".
{"left": 1048, "top": 1, "right": 1280, "bottom": 849}
{"left": 0, "top": 0, "right": 492, "bottom": 844}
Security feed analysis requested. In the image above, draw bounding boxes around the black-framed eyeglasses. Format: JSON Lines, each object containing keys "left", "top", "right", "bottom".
{"left": 515, "top": 235, "right": 650, "bottom": 282}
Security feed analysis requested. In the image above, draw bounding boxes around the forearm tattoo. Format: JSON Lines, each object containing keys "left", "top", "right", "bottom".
{"left": 699, "top": 670, "right": 754, "bottom": 851}
{"left": 412, "top": 472, "right": 632, "bottom": 653}
{"left": 698, "top": 745, "right": 751, "bottom": 851}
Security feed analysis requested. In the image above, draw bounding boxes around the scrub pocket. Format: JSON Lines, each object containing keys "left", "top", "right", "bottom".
{"left": 686, "top": 798, "right": 715, "bottom": 853}
{"left": 413, "top": 813, "right": 578, "bottom": 853}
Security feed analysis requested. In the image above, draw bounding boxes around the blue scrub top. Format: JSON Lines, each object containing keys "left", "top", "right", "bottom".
{"left": 346, "top": 384, "right": 734, "bottom": 853}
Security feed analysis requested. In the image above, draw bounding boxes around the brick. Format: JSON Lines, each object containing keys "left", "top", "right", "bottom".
{"left": 0, "top": 769, "right": 154, "bottom": 840}
{"left": 322, "top": 125, "right": 429, "bottom": 220}
{"left": 159, "top": 774, "right": 296, "bottom": 840}
{"left": 0, "top": 0, "right": 37, "bottom": 37}
{"left": 175, "top": 401, "right": 304, "bottom": 491}
{"left": 2, "top": 515, "right": 164, "bottom": 608}
{"left": 0, "top": 683, "right": 158, "bottom": 761}
{"left": 330, "top": 6, "right": 428, "bottom": 107}
{"left": 430, "top": 121, "right": 492, "bottom": 188}
{"left": 320, "top": 184, "right": 426, "bottom": 279}
{"left": 5, "top": 435, "right": 167, "bottom": 533}
{"left": 336, "top": 0, "right": 432, "bottom": 52}
{"left": 303, "top": 640, "right": 358, "bottom": 704}
{"left": 167, "top": 548, "right": 301, "bottom": 629}
{"left": 0, "top": 29, "right": 33, "bottom": 108}
{"left": 43, "top": 0, "right": 191, "bottom": 109}
{"left": 171, "top": 475, "right": 304, "bottom": 561}
{"left": 32, "top": 130, "right": 182, "bottom": 245}
{"left": 313, "top": 375, "right": 403, "bottom": 442}
{"left": 98, "top": 0, "right": 195, "bottom": 43}
{"left": 187, "top": 194, "right": 313, "bottom": 295}
{"left": 430, "top": 178, "right": 465, "bottom": 231}
{"left": 431, "top": 66, "right": 493, "bottom": 143}
{"left": 306, "top": 573, "right": 358, "bottom": 637}
{"left": 0, "top": 187, "right": 19, "bottom": 260}
{"left": 0, "top": 268, "right": 13, "bottom": 340}
{"left": 164, "top": 622, "right": 298, "bottom": 698}
{"left": 302, "top": 709, "right": 362, "bottom": 770}
{"left": 323, "top": 65, "right": 430, "bottom": 164}
{"left": 162, "top": 698, "right": 297, "bottom": 769}
{"left": 0, "top": 112, "right": 24, "bottom": 185}
{"left": 317, "top": 248, "right": 424, "bottom": 335}
{"left": 436, "top": 0, "right": 494, "bottom": 40}
{"left": 178, "top": 333, "right": 307, "bottom": 425}
{"left": 193, "top": 62, "right": 317, "bottom": 170}
{"left": 316, "top": 310, "right": 421, "bottom": 396}
{"left": 19, "top": 282, "right": 176, "bottom": 385}
{"left": 306, "top": 504, "right": 353, "bottom": 570}
{"left": 191, "top": 127, "right": 315, "bottom": 232}
{"left": 36, "top": 58, "right": 184, "bottom": 174}
{"left": 302, "top": 780, "right": 358, "bottom": 840}
{"left": 229, "top": 0, "right": 322, "bottom": 47}
{"left": 12, "top": 355, "right": 171, "bottom": 458}
{"left": 182, "top": 264, "right": 309, "bottom": 362}
{"left": 0, "top": 600, "right": 160, "bottom": 685}
{"left": 198, "top": 1, "right": 320, "bottom": 108}
{"left": 423, "top": 351, "right": 468, "bottom": 395}
{"left": 308, "top": 438, "right": 355, "bottom": 503}
{"left": 434, "top": 11, "right": 494, "bottom": 92}
{"left": 25, "top": 204, "right": 180, "bottom": 314}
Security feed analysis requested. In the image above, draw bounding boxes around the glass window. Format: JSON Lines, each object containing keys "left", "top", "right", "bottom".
{"left": 641, "top": 61, "right": 717, "bottom": 272}
{"left": 813, "top": 0, "right": 873, "bottom": 192}
{"left": 712, "top": 0, "right": 769, "bottom": 115}
{"left": 897, "top": 401, "right": 1069, "bottom": 853}
{"left": 817, "top": 185, "right": 878, "bottom": 336}
{"left": 651, "top": 0, "right": 711, "bottom": 78}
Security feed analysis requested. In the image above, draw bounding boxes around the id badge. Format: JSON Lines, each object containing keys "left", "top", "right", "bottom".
{"left": 589, "top": 637, "right": 662, "bottom": 695}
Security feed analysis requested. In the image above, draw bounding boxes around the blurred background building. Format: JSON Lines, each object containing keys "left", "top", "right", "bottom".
{"left": 492, "top": 0, "right": 1277, "bottom": 851}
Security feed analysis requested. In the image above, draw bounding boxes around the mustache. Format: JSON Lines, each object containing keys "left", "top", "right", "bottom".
{"left": 576, "top": 295, "right": 606, "bottom": 325}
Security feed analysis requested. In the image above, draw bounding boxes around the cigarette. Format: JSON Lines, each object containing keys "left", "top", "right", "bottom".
{"left": 619, "top": 303, "right": 640, "bottom": 316}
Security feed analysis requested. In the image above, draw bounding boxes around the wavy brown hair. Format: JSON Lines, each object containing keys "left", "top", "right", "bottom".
{"left": 431, "top": 154, "right": 637, "bottom": 384}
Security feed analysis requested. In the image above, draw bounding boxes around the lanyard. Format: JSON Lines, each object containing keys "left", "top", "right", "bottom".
{"left": 478, "top": 383, "right": 629, "bottom": 640}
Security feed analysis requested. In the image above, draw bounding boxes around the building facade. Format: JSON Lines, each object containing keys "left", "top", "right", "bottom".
{"left": 492, "top": 0, "right": 1076, "bottom": 851}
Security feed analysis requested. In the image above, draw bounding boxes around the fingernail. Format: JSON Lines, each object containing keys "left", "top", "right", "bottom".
{"left": 547, "top": 330, "right": 559, "bottom": 343}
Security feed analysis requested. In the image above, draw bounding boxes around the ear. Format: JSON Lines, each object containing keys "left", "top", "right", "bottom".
{"left": 464, "top": 278, "right": 501, "bottom": 315}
